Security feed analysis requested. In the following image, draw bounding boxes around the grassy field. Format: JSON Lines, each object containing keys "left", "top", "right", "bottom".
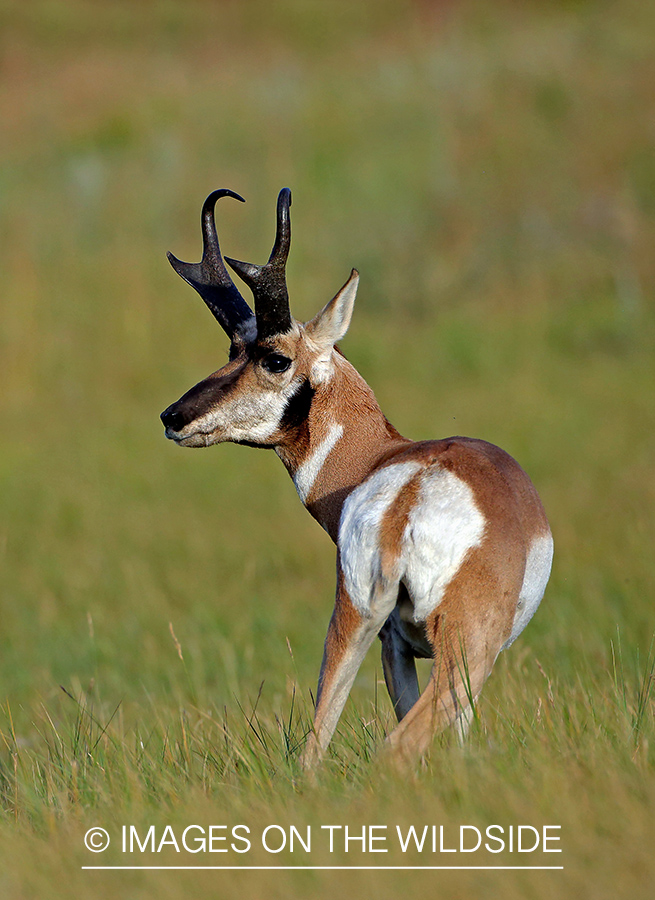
{"left": 1, "top": 0, "right": 654, "bottom": 896}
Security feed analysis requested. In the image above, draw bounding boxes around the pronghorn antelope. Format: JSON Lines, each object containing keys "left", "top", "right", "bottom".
{"left": 160, "top": 188, "right": 553, "bottom": 766}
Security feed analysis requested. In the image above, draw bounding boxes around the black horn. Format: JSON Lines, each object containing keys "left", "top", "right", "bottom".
{"left": 226, "top": 188, "right": 293, "bottom": 340}
{"left": 168, "top": 189, "right": 255, "bottom": 342}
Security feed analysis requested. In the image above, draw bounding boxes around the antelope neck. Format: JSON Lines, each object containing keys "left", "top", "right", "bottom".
{"left": 276, "top": 360, "right": 410, "bottom": 542}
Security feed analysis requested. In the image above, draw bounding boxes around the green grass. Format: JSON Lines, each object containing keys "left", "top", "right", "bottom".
{"left": 1, "top": 0, "right": 655, "bottom": 896}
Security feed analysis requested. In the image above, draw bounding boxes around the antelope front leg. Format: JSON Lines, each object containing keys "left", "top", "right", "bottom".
{"left": 301, "top": 569, "right": 397, "bottom": 769}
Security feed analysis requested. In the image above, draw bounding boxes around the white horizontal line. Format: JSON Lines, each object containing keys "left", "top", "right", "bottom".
{"left": 82, "top": 866, "right": 564, "bottom": 871}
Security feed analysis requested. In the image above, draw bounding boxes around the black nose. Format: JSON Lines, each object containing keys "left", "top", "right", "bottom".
{"left": 160, "top": 405, "right": 187, "bottom": 432}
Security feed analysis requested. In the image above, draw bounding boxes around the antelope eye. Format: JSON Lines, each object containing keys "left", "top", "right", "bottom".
{"left": 262, "top": 353, "right": 291, "bottom": 374}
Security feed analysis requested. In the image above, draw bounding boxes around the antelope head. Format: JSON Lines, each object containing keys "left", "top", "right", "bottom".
{"left": 160, "top": 188, "right": 359, "bottom": 450}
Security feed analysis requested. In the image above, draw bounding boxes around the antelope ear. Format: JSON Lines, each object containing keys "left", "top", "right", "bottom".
{"left": 305, "top": 269, "right": 359, "bottom": 350}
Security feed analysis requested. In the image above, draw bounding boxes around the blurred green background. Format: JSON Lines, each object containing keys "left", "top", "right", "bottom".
{"left": 0, "top": 0, "right": 654, "bottom": 897}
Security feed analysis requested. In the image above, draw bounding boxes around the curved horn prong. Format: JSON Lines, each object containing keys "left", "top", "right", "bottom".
{"left": 168, "top": 189, "right": 255, "bottom": 341}
{"left": 225, "top": 188, "right": 293, "bottom": 340}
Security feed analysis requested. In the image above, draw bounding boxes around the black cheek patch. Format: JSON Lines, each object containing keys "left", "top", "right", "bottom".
{"left": 280, "top": 378, "right": 315, "bottom": 432}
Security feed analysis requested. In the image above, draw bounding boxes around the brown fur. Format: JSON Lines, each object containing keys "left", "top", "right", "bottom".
{"left": 376, "top": 439, "right": 549, "bottom": 763}
{"left": 164, "top": 299, "right": 551, "bottom": 769}
{"left": 385, "top": 543, "right": 516, "bottom": 762}
{"left": 378, "top": 471, "right": 424, "bottom": 577}
{"left": 292, "top": 417, "right": 550, "bottom": 766}
{"left": 277, "top": 351, "right": 410, "bottom": 540}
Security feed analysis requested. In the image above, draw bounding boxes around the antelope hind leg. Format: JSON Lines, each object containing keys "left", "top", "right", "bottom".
{"left": 384, "top": 609, "right": 503, "bottom": 766}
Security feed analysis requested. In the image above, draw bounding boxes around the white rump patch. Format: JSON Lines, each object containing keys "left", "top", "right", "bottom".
{"left": 504, "top": 532, "right": 554, "bottom": 649}
{"left": 293, "top": 423, "right": 344, "bottom": 504}
{"left": 340, "top": 463, "right": 486, "bottom": 621}
{"left": 403, "top": 468, "right": 486, "bottom": 622}
{"left": 339, "top": 461, "right": 423, "bottom": 616}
